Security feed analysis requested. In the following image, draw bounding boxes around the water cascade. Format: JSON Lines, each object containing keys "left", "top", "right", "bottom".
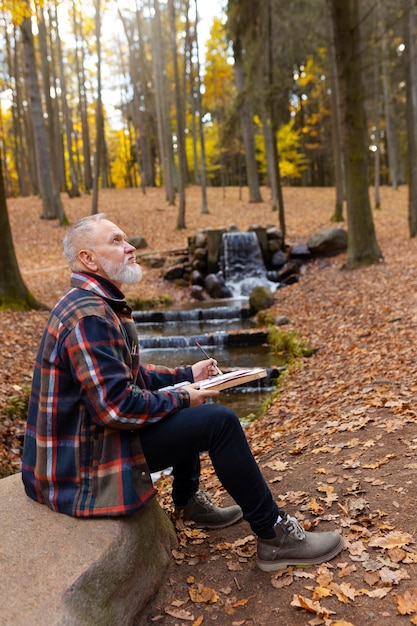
{"left": 134, "top": 304, "right": 283, "bottom": 424}
{"left": 221, "top": 231, "right": 279, "bottom": 297}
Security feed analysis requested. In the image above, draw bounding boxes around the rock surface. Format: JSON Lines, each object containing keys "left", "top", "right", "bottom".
{"left": 0, "top": 473, "right": 177, "bottom": 626}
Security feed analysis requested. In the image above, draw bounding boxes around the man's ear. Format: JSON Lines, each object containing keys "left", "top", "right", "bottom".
{"left": 78, "top": 249, "right": 99, "bottom": 272}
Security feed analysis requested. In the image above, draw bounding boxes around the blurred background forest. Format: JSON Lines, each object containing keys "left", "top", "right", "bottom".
{"left": 0, "top": 1, "right": 411, "bottom": 196}
{"left": 1, "top": 0, "right": 417, "bottom": 278}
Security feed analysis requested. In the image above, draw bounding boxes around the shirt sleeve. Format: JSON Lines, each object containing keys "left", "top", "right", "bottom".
{"left": 63, "top": 315, "right": 191, "bottom": 429}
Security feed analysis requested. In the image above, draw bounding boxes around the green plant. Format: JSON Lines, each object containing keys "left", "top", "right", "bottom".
{"left": 126, "top": 294, "right": 173, "bottom": 310}
{"left": 256, "top": 310, "right": 275, "bottom": 326}
{"left": 4, "top": 385, "right": 30, "bottom": 421}
{"left": 267, "top": 326, "right": 314, "bottom": 361}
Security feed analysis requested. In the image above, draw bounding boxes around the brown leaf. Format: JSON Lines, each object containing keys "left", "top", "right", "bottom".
{"left": 368, "top": 531, "right": 414, "bottom": 550}
{"left": 165, "top": 607, "right": 195, "bottom": 620}
{"left": 189, "top": 584, "right": 219, "bottom": 604}
{"left": 290, "top": 594, "right": 336, "bottom": 618}
{"left": 396, "top": 588, "right": 417, "bottom": 615}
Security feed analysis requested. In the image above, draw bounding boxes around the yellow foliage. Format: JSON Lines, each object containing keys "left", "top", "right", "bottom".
{"left": 1, "top": 0, "right": 32, "bottom": 25}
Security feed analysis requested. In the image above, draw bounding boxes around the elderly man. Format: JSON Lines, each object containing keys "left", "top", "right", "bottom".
{"left": 22, "top": 213, "right": 343, "bottom": 571}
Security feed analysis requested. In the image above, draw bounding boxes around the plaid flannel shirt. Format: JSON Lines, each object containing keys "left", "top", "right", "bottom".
{"left": 22, "top": 272, "right": 192, "bottom": 517}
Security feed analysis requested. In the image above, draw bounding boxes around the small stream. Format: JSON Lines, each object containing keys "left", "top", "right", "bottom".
{"left": 136, "top": 231, "right": 286, "bottom": 425}
{"left": 135, "top": 302, "right": 283, "bottom": 426}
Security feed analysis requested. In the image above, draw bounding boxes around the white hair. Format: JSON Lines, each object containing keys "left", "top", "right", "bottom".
{"left": 62, "top": 213, "right": 106, "bottom": 269}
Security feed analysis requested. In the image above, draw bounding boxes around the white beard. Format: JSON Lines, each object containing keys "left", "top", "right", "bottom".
{"left": 96, "top": 254, "right": 143, "bottom": 285}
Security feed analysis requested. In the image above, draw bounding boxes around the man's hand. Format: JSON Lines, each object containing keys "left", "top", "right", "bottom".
{"left": 182, "top": 382, "right": 220, "bottom": 406}
{"left": 192, "top": 358, "right": 220, "bottom": 382}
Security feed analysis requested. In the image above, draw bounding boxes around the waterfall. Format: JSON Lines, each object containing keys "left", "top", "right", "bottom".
{"left": 222, "top": 231, "right": 278, "bottom": 297}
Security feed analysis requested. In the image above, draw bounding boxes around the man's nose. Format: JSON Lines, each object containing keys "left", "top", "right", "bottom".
{"left": 124, "top": 241, "right": 136, "bottom": 252}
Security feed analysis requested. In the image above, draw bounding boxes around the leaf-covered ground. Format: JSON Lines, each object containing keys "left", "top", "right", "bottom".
{"left": 2, "top": 186, "right": 417, "bottom": 625}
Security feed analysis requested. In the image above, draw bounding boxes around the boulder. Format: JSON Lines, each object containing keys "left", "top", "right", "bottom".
{"left": 204, "top": 273, "right": 233, "bottom": 298}
{"left": 249, "top": 286, "right": 274, "bottom": 312}
{"left": 0, "top": 473, "right": 177, "bottom": 626}
{"left": 128, "top": 236, "right": 147, "bottom": 250}
{"left": 164, "top": 265, "right": 185, "bottom": 281}
{"left": 307, "top": 227, "right": 348, "bottom": 256}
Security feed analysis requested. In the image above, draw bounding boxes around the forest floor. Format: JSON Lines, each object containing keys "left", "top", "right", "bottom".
{"left": 2, "top": 185, "right": 417, "bottom": 626}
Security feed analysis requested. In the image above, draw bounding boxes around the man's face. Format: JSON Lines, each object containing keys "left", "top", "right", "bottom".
{"left": 84, "top": 219, "right": 143, "bottom": 287}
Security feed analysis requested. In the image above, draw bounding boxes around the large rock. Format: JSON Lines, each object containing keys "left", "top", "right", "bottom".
{"left": 307, "top": 227, "right": 348, "bottom": 256}
{"left": 0, "top": 473, "right": 177, "bottom": 626}
{"left": 249, "top": 286, "right": 275, "bottom": 312}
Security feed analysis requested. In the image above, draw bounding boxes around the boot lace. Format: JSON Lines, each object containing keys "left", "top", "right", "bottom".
{"left": 282, "top": 514, "right": 306, "bottom": 540}
{"left": 194, "top": 490, "right": 214, "bottom": 507}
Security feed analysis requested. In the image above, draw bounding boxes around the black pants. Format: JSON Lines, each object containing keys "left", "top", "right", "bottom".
{"left": 140, "top": 402, "right": 280, "bottom": 538}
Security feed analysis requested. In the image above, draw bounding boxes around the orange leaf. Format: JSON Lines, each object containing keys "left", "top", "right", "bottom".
{"left": 396, "top": 588, "right": 417, "bottom": 615}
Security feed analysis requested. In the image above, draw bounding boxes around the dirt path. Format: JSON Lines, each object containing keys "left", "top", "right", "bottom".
{"left": 3, "top": 186, "right": 417, "bottom": 625}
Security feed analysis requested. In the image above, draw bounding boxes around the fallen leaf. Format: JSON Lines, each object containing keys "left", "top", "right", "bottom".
{"left": 290, "top": 594, "right": 335, "bottom": 618}
{"left": 369, "top": 531, "right": 414, "bottom": 550}
{"left": 396, "top": 588, "right": 417, "bottom": 615}
{"left": 189, "top": 584, "right": 219, "bottom": 604}
{"left": 165, "top": 607, "right": 195, "bottom": 620}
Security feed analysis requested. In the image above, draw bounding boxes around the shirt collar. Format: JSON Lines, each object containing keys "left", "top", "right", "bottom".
{"left": 70, "top": 271, "right": 126, "bottom": 301}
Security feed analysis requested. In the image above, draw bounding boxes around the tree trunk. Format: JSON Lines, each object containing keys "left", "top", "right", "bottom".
{"left": 379, "top": 0, "right": 403, "bottom": 190}
{"left": 168, "top": 0, "right": 186, "bottom": 228}
{"left": 405, "top": 0, "right": 417, "bottom": 237}
{"left": 234, "top": 60, "right": 263, "bottom": 203}
{"left": 266, "top": 0, "right": 285, "bottom": 235}
{"left": 37, "top": 7, "right": 64, "bottom": 194}
{"left": 54, "top": 0, "right": 80, "bottom": 198}
{"left": 194, "top": 0, "right": 208, "bottom": 213}
{"left": 72, "top": 1, "right": 93, "bottom": 192}
{"left": 326, "top": 3, "right": 344, "bottom": 221}
{"left": 151, "top": 0, "right": 175, "bottom": 204}
{"left": 20, "top": 13, "right": 66, "bottom": 223}
{"left": 0, "top": 159, "right": 45, "bottom": 310}
{"left": 327, "top": 0, "right": 383, "bottom": 268}
{"left": 7, "top": 26, "right": 29, "bottom": 196}
{"left": 92, "top": 0, "right": 103, "bottom": 214}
